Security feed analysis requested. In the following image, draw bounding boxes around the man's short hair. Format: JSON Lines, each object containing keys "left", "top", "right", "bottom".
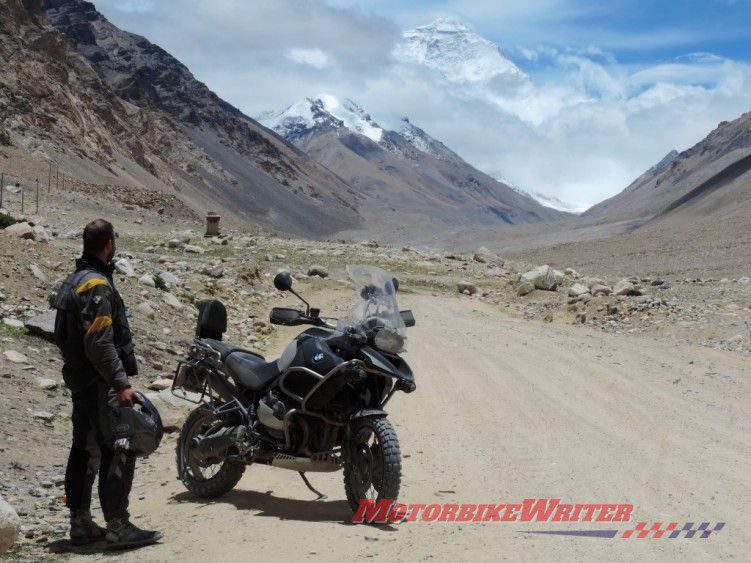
{"left": 83, "top": 219, "right": 115, "bottom": 254}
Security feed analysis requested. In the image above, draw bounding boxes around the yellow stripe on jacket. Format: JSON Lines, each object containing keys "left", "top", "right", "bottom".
{"left": 86, "top": 315, "right": 112, "bottom": 335}
{"left": 76, "top": 277, "right": 109, "bottom": 295}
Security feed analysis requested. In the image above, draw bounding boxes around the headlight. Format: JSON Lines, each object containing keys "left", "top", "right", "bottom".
{"left": 373, "top": 328, "right": 405, "bottom": 354}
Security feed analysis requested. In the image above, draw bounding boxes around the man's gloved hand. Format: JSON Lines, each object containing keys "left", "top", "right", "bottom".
{"left": 117, "top": 387, "right": 138, "bottom": 408}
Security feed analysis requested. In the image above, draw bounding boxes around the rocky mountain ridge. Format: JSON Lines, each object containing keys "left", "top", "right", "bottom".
{"left": 585, "top": 111, "right": 751, "bottom": 224}
{"left": 259, "top": 94, "right": 569, "bottom": 238}
{"left": 0, "top": 0, "right": 362, "bottom": 238}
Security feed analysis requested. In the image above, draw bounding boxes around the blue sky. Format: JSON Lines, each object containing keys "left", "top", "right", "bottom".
{"left": 97, "top": 0, "right": 751, "bottom": 209}
{"left": 330, "top": 0, "right": 751, "bottom": 62}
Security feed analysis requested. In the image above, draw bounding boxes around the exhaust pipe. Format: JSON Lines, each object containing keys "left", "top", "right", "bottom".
{"left": 270, "top": 453, "right": 341, "bottom": 473}
{"left": 192, "top": 426, "right": 245, "bottom": 458}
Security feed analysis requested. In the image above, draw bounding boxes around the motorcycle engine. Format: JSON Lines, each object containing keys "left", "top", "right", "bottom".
{"left": 257, "top": 390, "right": 288, "bottom": 438}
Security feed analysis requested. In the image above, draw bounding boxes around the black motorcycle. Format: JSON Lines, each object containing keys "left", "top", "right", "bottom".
{"left": 172, "top": 265, "right": 416, "bottom": 513}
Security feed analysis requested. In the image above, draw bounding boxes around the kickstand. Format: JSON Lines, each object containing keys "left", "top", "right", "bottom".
{"left": 299, "top": 471, "right": 327, "bottom": 501}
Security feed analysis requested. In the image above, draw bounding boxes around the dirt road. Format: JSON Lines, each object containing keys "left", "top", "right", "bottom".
{"left": 92, "top": 291, "right": 749, "bottom": 561}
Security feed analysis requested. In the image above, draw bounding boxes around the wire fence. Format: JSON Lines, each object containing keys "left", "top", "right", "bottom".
{"left": 0, "top": 161, "right": 65, "bottom": 217}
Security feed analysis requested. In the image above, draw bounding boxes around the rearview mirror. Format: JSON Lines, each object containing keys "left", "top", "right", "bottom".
{"left": 274, "top": 271, "right": 293, "bottom": 292}
{"left": 400, "top": 310, "right": 416, "bottom": 327}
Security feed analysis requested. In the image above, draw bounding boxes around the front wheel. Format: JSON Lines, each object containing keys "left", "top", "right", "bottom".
{"left": 343, "top": 417, "right": 402, "bottom": 514}
{"left": 176, "top": 406, "right": 246, "bottom": 498}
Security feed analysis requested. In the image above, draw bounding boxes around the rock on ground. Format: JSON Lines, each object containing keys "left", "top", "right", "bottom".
{"left": 457, "top": 280, "right": 478, "bottom": 295}
{"left": 136, "top": 301, "right": 156, "bottom": 319}
{"left": 591, "top": 284, "right": 612, "bottom": 296}
{"left": 516, "top": 280, "right": 535, "bottom": 296}
{"left": 37, "top": 378, "right": 59, "bottom": 390}
{"left": 2, "top": 318, "right": 24, "bottom": 329}
{"left": 115, "top": 258, "right": 135, "bottom": 277}
{"left": 163, "top": 293, "right": 182, "bottom": 309}
{"left": 473, "top": 247, "right": 499, "bottom": 264}
{"left": 30, "top": 263, "right": 48, "bottom": 283}
{"left": 139, "top": 274, "right": 156, "bottom": 287}
{"left": 0, "top": 495, "right": 21, "bottom": 554}
{"left": 614, "top": 279, "right": 643, "bottom": 296}
{"left": 521, "top": 265, "right": 564, "bottom": 291}
{"left": 307, "top": 266, "right": 328, "bottom": 278}
{"left": 568, "top": 283, "right": 590, "bottom": 297}
{"left": 161, "top": 410, "right": 186, "bottom": 434}
{"left": 147, "top": 378, "right": 173, "bottom": 391}
{"left": 157, "top": 271, "right": 180, "bottom": 286}
{"left": 2, "top": 350, "right": 28, "bottom": 364}
{"left": 24, "top": 310, "right": 56, "bottom": 339}
{"left": 2, "top": 222, "right": 34, "bottom": 240}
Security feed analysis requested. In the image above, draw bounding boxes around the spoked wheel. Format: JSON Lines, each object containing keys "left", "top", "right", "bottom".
{"left": 176, "top": 406, "right": 245, "bottom": 498}
{"left": 343, "top": 417, "right": 401, "bottom": 514}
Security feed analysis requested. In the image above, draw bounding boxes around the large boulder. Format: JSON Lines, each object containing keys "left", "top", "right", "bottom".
{"left": 568, "top": 283, "right": 590, "bottom": 297}
{"left": 0, "top": 495, "right": 21, "bottom": 553}
{"left": 138, "top": 274, "right": 156, "bottom": 287}
{"left": 591, "top": 284, "right": 612, "bottom": 296}
{"left": 162, "top": 293, "right": 183, "bottom": 310}
{"left": 516, "top": 280, "right": 535, "bottom": 296}
{"left": 2, "top": 318, "right": 24, "bottom": 329}
{"left": 521, "top": 265, "right": 564, "bottom": 291}
{"left": 613, "top": 279, "right": 643, "bottom": 296}
{"left": 114, "top": 258, "right": 135, "bottom": 277}
{"left": 24, "top": 309, "right": 56, "bottom": 340}
{"left": 161, "top": 410, "right": 186, "bottom": 434}
{"left": 156, "top": 271, "right": 180, "bottom": 286}
{"left": 2, "top": 350, "right": 28, "bottom": 364}
{"left": 147, "top": 378, "right": 173, "bottom": 391}
{"left": 473, "top": 247, "right": 500, "bottom": 264}
{"left": 32, "top": 225, "right": 50, "bottom": 243}
{"left": 136, "top": 301, "right": 156, "bottom": 319}
{"left": 2, "top": 221, "right": 34, "bottom": 240}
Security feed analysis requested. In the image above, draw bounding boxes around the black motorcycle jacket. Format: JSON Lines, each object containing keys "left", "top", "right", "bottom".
{"left": 54, "top": 254, "right": 137, "bottom": 392}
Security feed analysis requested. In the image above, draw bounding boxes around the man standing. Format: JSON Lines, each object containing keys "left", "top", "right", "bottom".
{"left": 54, "top": 219, "right": 161, "bottom": 549}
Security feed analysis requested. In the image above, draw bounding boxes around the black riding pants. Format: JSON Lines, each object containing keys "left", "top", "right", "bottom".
{"left": 64, "top": 380, "right": 135, "bottom": 522}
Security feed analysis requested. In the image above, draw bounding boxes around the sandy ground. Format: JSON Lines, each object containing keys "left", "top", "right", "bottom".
{"left": 58, "top": 290, "right": 750, "bottom": 562}
{"left": 0, "top": 163, "right": 748, "bottom": 561}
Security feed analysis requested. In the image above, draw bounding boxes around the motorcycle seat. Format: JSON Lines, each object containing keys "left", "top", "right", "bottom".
{"left": 202, "top": 338, "right": 263, "bottom": 361}
{"left": 224, "top": 352, "right": 281, "bottom": 391}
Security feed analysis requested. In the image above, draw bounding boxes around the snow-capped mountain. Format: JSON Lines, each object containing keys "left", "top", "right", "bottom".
{"left": 258, "top": 95, "right": 384, "bottom": 143}
{"left": 496, "top": 176, "right": 585, "bottom": 214}
{"left": 394, "top": 18, "right": 528, "bottom": 85}
{"left": 259, "top": 97, "right": 449, "bottom": 160}
{"left": 522, "top": 191, "right": 587, "bottom": 214}
{"left": 398, "top": 117, "right": 449, "bottom": 159}
{"left": 259, "top": 95, "right": 568, "bottom": 235}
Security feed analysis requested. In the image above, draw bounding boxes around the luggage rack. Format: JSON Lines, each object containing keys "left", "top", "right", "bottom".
{"left": 171, "top": 341, "right": 252, "bottom": 423}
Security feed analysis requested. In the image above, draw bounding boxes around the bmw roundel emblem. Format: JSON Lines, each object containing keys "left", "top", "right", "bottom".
{"left": 313, "top": 352, "right": 325, "bottom": 363}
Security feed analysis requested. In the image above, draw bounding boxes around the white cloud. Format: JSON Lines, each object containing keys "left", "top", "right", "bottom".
{"left": 286, "top": 48, "right": 333, "bottom": 69}
{"left": 92, "top": 1, "right": 751, "bottom": 210}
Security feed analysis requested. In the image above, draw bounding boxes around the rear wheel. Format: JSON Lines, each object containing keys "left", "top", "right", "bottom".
{"left": 343, "top": 417, "right": 401, "bottom": 515}
{"left": 176, "top": 406, "right": 246, "bottom": 498}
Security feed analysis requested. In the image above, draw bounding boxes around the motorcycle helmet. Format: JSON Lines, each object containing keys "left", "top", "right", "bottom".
{"left": 111, "top": 393, "right": 164, "bottom": 457}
